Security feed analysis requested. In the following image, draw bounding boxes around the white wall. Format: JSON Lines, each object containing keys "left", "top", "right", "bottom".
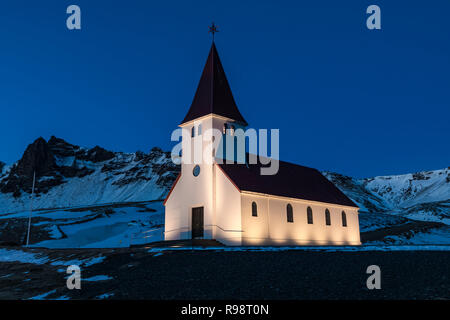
{"left": 214, "top": 165, "right": 242, "bottom": 245}
{"left": 241, "top": 193, "right": 361, "bottom": 246}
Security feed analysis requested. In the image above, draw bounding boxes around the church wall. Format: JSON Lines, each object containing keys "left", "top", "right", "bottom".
{"left": 241, "top": 193, "right": 361, "bottom": 246}
{"left": 214, "top": 164, "right": 242, "bottom": 245}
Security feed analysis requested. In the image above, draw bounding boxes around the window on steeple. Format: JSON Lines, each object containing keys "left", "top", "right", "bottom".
{"left": 191, "top": 126, "right": 195, "bottom": 138}
{"left": 198, "top": 124, "right": 202, "bottom": 135}
{"left": 223, "top": 123, "right": 229, "bottom": 134}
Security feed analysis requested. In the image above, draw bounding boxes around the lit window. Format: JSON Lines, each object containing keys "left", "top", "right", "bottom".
{"left": 325, "top": 209, "right": 331, "bottom": 226}
{"left": 252, "top": 202, "right": 257, "bottom": 217}
{"left": 287, "top": 204, "right": 293, "bottom": 223}
{"left": 307, "top": 207, "right": 313, "bottom": 224}
{"left": 342, "top": 211, "right": 347, "bottom": 227}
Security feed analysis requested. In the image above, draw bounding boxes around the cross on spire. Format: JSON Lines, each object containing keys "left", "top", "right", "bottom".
{"left": 209, "top": 22, "right": 219, "bottom": 41}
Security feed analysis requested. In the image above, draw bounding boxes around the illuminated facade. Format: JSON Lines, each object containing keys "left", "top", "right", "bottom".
{"left": 164, "top": 42, "right": 361, "bottom": 246}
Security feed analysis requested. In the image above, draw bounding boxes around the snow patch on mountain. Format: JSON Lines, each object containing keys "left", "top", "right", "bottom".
{"left": 364, "top": 168, "right": 450, "bottom": 208}
{"left": 324, "top": 168, "right": 450, "bottom": 225}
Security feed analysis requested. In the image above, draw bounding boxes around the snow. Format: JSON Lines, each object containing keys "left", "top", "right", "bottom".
{"left": 50, "top": 255, "right": 106, "bottom": 267}
{"left": 0, "top": 151, "right": 172, "bottom": 214}
{"left": 97, "top": 292, "right": 114, "bottom": 299}
{"left": 368, "top": 227, "right": 450, "bottom": 245}
{"left": 84, "top": 275, "right": 113, "bottom": 281}
{"left": 325, "top": 168, "right": 450, "bottom": 226}
{"left": 358, "top": 212, "right": 408, "bottom": 232}
{"left": 364, "top": 168, "right": 450, "bottom": 209}
{"left": 26, "top": 202, "right": 164, "bottom": 248}
{"left": 0, "top": 249, "right": 49, "bottom": 264}
{"left": 28, "top": 290, "right": 56, "bottom": 300}
{"left": 0, "top": 248, "right": 106, "bottom": 267}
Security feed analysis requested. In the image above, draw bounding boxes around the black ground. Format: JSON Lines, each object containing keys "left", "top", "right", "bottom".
{"left": 0, "top": 247, "right": 448, "bottom": 300}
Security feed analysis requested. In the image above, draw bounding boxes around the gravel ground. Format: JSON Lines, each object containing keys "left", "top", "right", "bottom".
{"left": 0, "top": 248, "right": 448, "bottom": 300}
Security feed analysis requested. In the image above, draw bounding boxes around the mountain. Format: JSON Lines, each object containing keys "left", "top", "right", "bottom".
{"left": 324, "top": 169, "right": 450, "bottom": 224}
{"left": 0, "top": 136, "right": 179, "bottom": 214}
{"left": 0, "top": 136, "right": 448, "bottom": 247}
{"left": 324, "top": 170, "right": 450, "bottom": 245}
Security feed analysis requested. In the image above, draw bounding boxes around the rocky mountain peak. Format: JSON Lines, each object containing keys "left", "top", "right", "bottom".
{"left": 17, "top": 137, "right": 56, "bottom": 177}
{"left": 82, "top": 146, "right": 115, "bottom": 163}
{"left": 0, "top": 137, "right": 58, "bottom": 196}
{"left": 47, "top": 136, "right": 80, "bottom": 157}
{"left": 0, "top": 136, "right": 180, "bottom": 201}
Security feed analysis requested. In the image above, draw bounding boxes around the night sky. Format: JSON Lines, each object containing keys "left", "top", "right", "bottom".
{"left": 1, "top": 0, "right": 449, "bottom": 178}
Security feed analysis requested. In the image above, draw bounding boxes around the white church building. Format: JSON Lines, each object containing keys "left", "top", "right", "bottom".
{"left": 164, "top": 42, "right": 361, "bottom": 246}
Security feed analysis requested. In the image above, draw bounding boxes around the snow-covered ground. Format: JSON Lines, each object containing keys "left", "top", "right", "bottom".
{"left": 0, "top": 248, "right": 106, "bottom": 266}
{"left": 0, "top": 201, "right": 164, "bottom": 248}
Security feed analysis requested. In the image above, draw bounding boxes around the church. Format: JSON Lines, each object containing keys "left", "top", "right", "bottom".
{"left": 164, "top": 39, "right": 361, "bottom": 246}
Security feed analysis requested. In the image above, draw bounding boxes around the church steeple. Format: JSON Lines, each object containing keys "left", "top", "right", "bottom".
{"left": 181, "top": 42, "right": 248, "bottom": 126}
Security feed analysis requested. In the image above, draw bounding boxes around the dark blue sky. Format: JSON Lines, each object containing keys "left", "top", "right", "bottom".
{"left": 0, "top": 0, "right": 449, "bottom": 178}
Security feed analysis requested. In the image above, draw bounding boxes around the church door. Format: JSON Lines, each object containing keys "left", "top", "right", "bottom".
{"left": 191, "top": 207, "right": 204, "bottom": 239}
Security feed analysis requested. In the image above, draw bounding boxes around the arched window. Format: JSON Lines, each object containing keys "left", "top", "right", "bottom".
{"left": 307, "top": 207, "right": 313, "bottom": 224}
{"left": 325, "top": 209, "right": 331, "bottom": 226}
{"left": 191, "top": 126, "right": 195, "bottom": 138}
{"left": 252, "top": 202, "right": 258, "bottom": 217}
{"left": 286, "top": 204, "right": 294, "bottom": 223}
{"left": 197, "top": 124, "right": 202, "bottom": 135}
{"left": 342, "top": 211, "right": 347, "bottom": 227}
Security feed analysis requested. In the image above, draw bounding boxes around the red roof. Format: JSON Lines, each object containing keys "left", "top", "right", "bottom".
{"left": 181, "top": 42, "right": 248, "bottom": 126}
{"left": 218, "top": 158, "right": 358, "bottom": 208}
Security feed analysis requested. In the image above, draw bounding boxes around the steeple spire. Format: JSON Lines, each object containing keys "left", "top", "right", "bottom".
{"left": 181, "top": 40, "right": 248, "bottom": 126}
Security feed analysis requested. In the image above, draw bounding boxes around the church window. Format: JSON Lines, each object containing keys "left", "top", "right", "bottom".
{"left": 307, "top": 207, "right": 313, "bottom": 224}
{"left": 230, "top": 125, "right": 235, "bottom": 136}
{"left": 193, "top": 165, "right": 200, "bottom": 177}
{"left": 342, "top": 211, "right": 347, "bottom": 227}
{"left": 287, "top": 204, "right": 294, "bottom": 223}
{"left": 198, "top": 124, "right": 202, "bottom": 135}
{"left": 325, "top": 209, "right": 331, "bottom": 226}
{"left": 252, "top": 201, "right": 257, "bottom": 217}
{"left": 191, "top": 126, "right": 195, "bottom": 138}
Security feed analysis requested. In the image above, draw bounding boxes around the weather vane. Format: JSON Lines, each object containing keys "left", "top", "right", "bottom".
{"left": 209, "top": 22, "right": 219, "bottom": 41}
